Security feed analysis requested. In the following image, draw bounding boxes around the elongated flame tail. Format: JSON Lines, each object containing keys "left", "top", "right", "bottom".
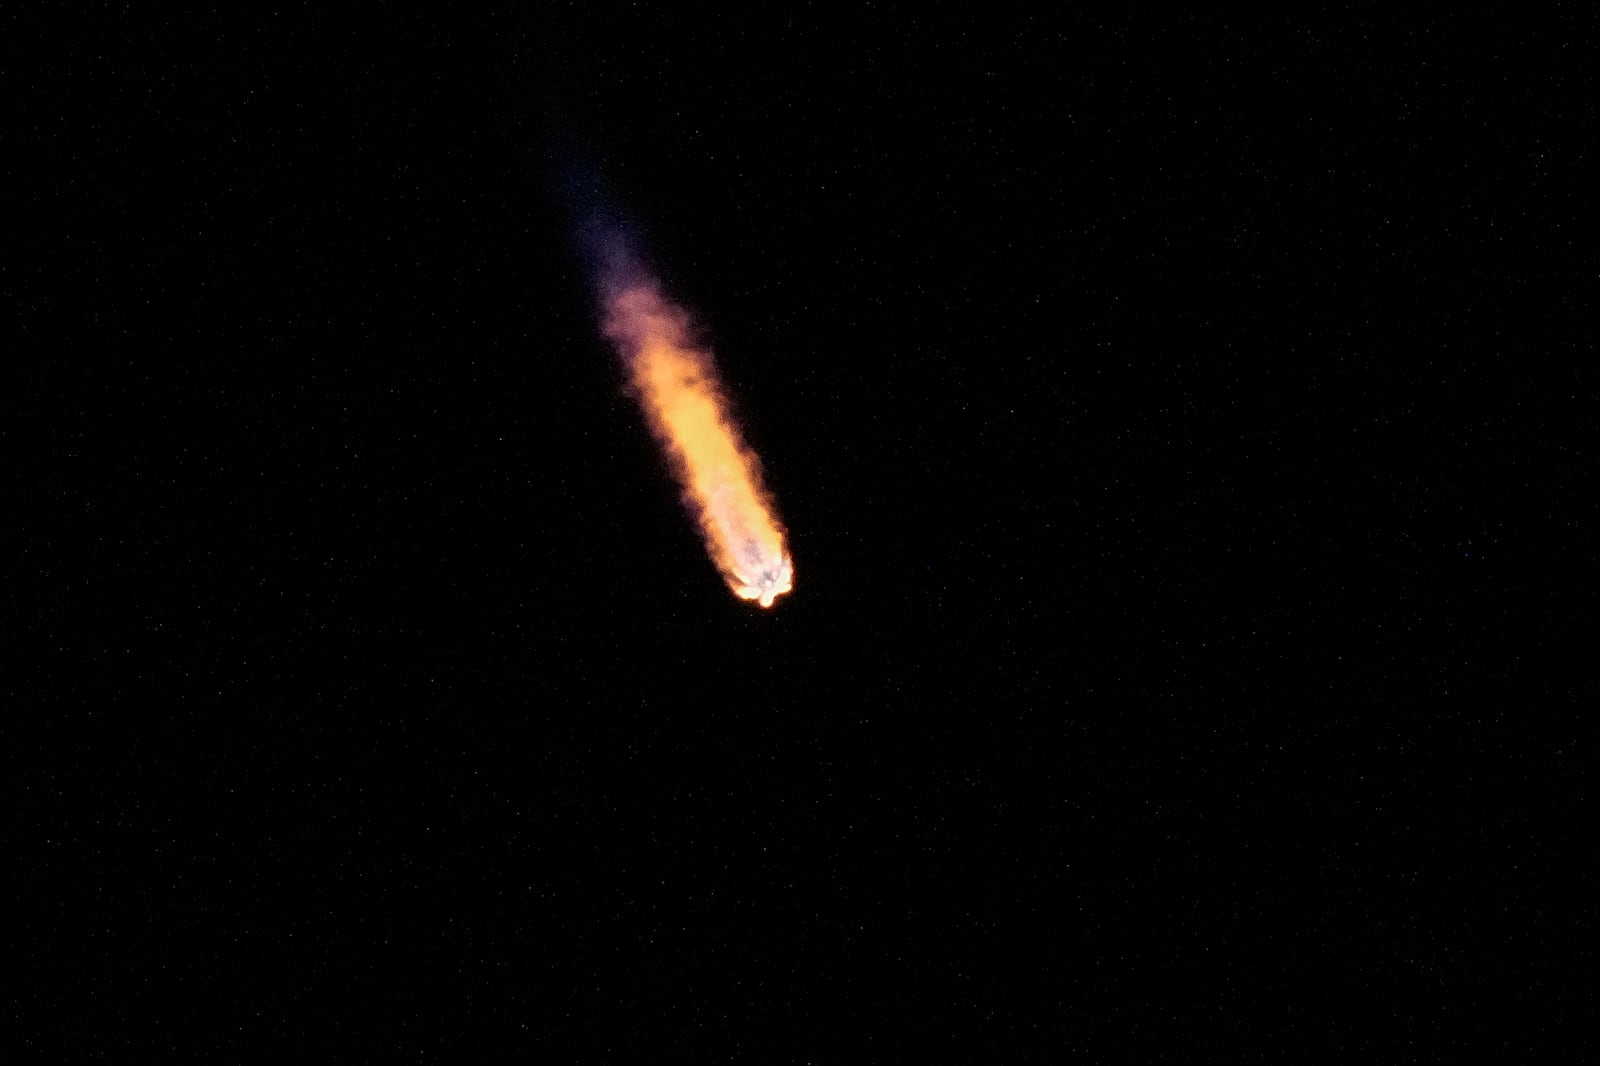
{"left": 601, "top": 282, "right": 793, "bottom": 607}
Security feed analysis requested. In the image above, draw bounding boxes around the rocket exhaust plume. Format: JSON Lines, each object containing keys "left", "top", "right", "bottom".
{"left": 596, "top": 245, "right": 794, "bottom": 608}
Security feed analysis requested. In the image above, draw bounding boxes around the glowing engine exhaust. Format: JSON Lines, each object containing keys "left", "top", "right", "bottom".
{"left": 598, "top": 263, "right": 793, "bottom": 608}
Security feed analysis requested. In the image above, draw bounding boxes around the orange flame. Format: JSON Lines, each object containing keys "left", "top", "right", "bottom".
{"left": 602, "top": 282, "right": 793, "bottom": 607}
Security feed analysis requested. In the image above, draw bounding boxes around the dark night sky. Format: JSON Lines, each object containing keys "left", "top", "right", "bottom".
{"left": 10, "top": 8, "right": 1590, "bottom": 1060}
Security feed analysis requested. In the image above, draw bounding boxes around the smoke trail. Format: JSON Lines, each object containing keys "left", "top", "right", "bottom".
{"left": 594, "top": 239, "right": 794, "bottom": 608}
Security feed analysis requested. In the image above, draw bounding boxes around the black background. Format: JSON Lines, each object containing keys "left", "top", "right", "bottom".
{"left": 10, "top": 8, "right": 1589, "bottom": 1060}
